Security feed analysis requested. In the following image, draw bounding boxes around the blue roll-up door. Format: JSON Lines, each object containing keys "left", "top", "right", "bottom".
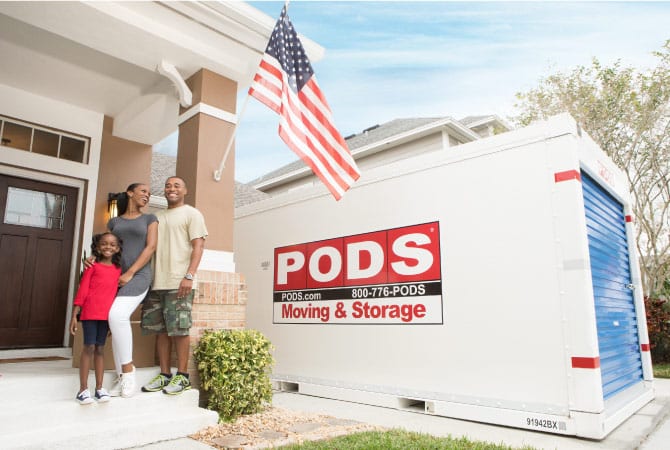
{"left": 581, "top": 171, "right": 643, "bottom": 400}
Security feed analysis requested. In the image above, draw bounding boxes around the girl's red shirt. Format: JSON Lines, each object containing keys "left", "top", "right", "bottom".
{"left": 73, "top": 263, "right": 121, "bottom": 320}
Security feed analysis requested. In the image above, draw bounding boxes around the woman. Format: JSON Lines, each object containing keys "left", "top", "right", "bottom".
{"left": 106, "top": 183, "right": 158, "bottom": 397}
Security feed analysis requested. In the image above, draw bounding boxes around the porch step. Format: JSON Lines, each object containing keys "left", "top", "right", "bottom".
{"left": 0, "top": 347, "right": 72, "bottom": 360}
{"left": 0, "top": 359, "right": 187, "bottom": 402}
{"left": 0, "top": 359, "right": 219, "bottom": 449}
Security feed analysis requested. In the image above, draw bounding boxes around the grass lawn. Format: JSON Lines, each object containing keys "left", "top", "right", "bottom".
{"left": 280, "top": 429, "right": 537, "bottom": 449}
{"left": 654, "top": 362, "right": 670, "bottom": 378}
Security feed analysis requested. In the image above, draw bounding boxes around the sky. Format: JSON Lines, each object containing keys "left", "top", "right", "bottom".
{"left": 153, "top": 1, "right": 670, "bottom": 183}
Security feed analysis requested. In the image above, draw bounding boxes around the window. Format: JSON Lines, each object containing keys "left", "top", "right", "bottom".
{"left": 0, "top": 115, "right": 89, "bottom": 163}
{"left": 32, "top": 129, "right": 59, "bottom": 157}
{"left": 1, "top": 121, "right": 31, "bottom": 151}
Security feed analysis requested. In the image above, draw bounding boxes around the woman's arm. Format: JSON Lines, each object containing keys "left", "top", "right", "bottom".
{"left": 119, "top": 220, "right": 158, "bottom": 286}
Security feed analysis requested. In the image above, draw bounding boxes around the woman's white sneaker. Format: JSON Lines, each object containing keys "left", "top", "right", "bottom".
{"left": 121, "top": 367, "right": 136, "bottom": 398}
{"left": 109, "top": 375, "right": 123, "bottom": 397}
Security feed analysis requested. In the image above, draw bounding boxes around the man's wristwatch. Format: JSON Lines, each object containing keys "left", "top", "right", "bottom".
{"left": 184, "top": 273, "right": 194, "bottom": 281}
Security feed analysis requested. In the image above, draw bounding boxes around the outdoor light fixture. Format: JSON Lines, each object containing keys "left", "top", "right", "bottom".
{"left": 107, "top": 193, "right": 122, "bottom": 218}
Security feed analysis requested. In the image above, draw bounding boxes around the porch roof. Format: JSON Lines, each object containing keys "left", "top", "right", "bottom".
{"left": 0, "top": 1, "right": 323, "bottom": 145}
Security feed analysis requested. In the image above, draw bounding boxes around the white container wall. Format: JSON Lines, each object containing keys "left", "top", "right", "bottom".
{"left": 234, "top": 114, "right": 654, "bottom": 439}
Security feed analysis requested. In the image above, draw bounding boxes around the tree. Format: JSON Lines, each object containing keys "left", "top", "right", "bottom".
{"left": 514, "top": 40, "right": 670, "bottom": 297}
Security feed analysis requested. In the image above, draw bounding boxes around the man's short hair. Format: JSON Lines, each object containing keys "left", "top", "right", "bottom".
{"left": 165, "top": 176, "right": 187, "bottom": 187}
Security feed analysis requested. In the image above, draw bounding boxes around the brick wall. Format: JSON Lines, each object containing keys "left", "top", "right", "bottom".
{"left": 188, "top": 270, "right": 247, "bottom": 390}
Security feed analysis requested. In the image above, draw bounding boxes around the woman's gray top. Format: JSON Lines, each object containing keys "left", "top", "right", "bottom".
{"left": 108, "top": 213, "right": 158, "bottom": 297}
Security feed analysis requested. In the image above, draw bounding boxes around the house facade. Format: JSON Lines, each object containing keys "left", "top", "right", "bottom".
{"left": 0, "top": 1, "right": 321, "bottom": 364}
{"left": 250, "top": 115, "right": 511, "bottom": 196}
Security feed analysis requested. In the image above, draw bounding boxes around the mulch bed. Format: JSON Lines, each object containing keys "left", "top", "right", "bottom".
{"left": 191, "top": 406, "right": 381, "bottom": 449}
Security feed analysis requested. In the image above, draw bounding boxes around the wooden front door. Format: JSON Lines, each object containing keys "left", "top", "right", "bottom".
{"left": 0, "top": 174, "right": 78, "bottom": 348}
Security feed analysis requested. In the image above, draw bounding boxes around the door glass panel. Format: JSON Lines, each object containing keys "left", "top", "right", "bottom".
{"left": 3, "top": 187, "right": 66, "bottom": 230}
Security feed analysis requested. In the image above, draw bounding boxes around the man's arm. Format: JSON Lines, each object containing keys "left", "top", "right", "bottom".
{"left": 177, "top": 237, "right": 205, "bottom": 299}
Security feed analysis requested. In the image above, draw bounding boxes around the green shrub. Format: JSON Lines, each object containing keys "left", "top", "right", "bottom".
{"left": 194, "top": 329, "right": 274, "bottom": 422}
{"left": 645, "top": 297, "right": 670, "bottom": 364}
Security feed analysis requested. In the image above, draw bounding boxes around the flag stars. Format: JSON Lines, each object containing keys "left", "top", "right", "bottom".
{"left": 262, "top": 8, "right": 315, "bottom": 92}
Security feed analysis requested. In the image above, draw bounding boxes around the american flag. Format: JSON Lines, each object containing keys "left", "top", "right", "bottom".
{"left": 249, "top": 6, "right": 360, "bottom": 201}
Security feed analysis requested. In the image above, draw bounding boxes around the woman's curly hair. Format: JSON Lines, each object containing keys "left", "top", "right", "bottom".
{"left": 91, "top": 232, "right": 122, "bottom": 267}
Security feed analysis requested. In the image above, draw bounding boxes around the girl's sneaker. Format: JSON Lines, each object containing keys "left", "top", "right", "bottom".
{"left": 76, "top": 389, "right": 94, "bottom": 405}
{"left": 95, "top": 388, "right": 111, "bottom": 402}
{"left": 109, "top": 375, "right": 123, "bottom": 397}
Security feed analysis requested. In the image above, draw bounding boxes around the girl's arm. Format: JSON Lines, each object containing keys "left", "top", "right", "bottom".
{"left": 69, "top": 305, "right": 81, "bottom": 335}
{"left": 118, "top": 220, "right": 158, "bottom": 286}
{"left": 71, "top": 266, "right": 93, "bottom": 333}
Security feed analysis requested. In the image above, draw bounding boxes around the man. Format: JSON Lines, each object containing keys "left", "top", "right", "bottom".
{"left": 141, "top": 176, "right": 208, "bottom": 395}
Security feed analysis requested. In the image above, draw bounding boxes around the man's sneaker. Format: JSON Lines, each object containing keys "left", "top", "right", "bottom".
{"left": 76, "top": 389, "right": 94, "bottom": 405}
{"left": 141, "top": 373, "right": 171, "bottom": 392}
{"left": 109, "top": 375, "right": 122, "bottom": 397}
{"left": 95, "top": 388, "right": 111, "bottom": 403}
{"left": 162, "top": 374, "right": 191, "bottom": 395}
{"left": 120, "top": 368, "right": 136, "bottom": 398}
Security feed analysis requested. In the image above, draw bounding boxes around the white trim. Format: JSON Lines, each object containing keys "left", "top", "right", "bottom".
{"left": 148, "top": 194, "right": 168, "bottom": 209}
{"left": 349, "top": 118, "right": 481, "bottom": 158}
{"left": 441, "top": 129, "right": 451, "bottom": 149}
{"left": 0, "top": 164, "right": 85, "bottom": 348}
{"left": 178, "top": 102, "right": 237, "bottom": 126}
{"left": 200, "top": 249, "right": 235, "bottom": 273}
{"left": 465, "top": 114, "right": 513, "bottom": 132}
{"left": 252, "top": 118, "right": 482, "bottom": 191}
{"left": 157, "top": 60, "right": 193, "bottom": 108}
{"left": 0, "top": 348, "right": 72, "bottom": 359}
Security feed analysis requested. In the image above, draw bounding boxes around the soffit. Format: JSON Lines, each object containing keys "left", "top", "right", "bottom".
{"left": 0, "top": 1, "right": 322, "bottom": 144}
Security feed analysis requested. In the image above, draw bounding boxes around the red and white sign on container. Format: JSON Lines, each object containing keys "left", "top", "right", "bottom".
{"left": 273, "top": 222, "right": 442, "bottom": 324}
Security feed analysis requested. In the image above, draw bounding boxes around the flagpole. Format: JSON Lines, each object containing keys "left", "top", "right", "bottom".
{"left": 213, "top": 0, "right": 289, "bottom": 182}
{"left": 213, "top": 93, "right": 251, "bottom": 181}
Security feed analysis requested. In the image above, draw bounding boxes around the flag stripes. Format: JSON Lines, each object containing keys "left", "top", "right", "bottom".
{"left": 248, "top": 7, "right": 360, "bottom": 200}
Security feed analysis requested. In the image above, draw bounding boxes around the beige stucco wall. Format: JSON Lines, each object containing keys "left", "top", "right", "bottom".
{"left": 177, "top": 69, "right": 237, "bottom": 252}
{"left": 94, "top": 116, "right": 153, "bottom": 232}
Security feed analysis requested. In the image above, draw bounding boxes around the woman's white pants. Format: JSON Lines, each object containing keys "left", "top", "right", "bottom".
{"left": 108, "top": 290, "right": 148, "bottom": 375}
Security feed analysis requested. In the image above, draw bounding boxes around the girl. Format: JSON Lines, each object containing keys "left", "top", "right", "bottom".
{"left": 70, "top": 232, "right": 122, "bottom": 405}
